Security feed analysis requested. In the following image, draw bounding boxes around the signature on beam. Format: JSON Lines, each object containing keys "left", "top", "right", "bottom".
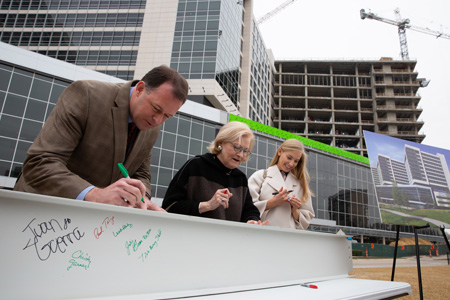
{"left": 67, "top": 250, "right": 92, "bottom": 271}
{"left": 124, "top": 228, "right": 162, "bottom": 262}
{"left": 22, "top": 217, "right": 85, "bottom": 261}
{"left": 94, "top": 216, "right": 115, "bottom": 239}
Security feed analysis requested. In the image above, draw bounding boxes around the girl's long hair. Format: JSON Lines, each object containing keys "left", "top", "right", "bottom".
{"left": 269, "top": 139, "right": 312, "bottom": 202}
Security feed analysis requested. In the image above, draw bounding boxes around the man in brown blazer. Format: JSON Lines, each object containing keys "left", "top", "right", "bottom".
{"left": 14, "top": 65, "right": 188, "bottom": 211}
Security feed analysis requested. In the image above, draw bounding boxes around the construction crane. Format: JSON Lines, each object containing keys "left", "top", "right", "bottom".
{"left": 360, "top": 8, "right": 450, "bottom": 60}
{"left": 257, "top": 0, "right": 298, "bottom": 25}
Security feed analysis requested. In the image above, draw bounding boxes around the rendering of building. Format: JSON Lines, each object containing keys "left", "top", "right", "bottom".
{"left": 0, "top": 42, "right": 444, "bottom": 244}
{"left": 376, "top": 154, "right": 409, "bottom": 185}
{"left": 372, "top": 144, "right": 450, "bottom": 208}
{"left": 273, "top": 59, "right": 426, "bottom": 157}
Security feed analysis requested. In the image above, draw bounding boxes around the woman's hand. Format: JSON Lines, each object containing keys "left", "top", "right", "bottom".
{"left": 247, "top": 220, "right": 269, "bottom": 225}
{"left": 289, "top": 195, "right": 302, "bottom": 221}
{"left": 199, "top": 188, "right": 233, "bottom": 213}
{"left": 288, "top": 195, "right": 302, "bottom": 209}
{"left": 266, "top": 187, "right": 291, "bottom": 210}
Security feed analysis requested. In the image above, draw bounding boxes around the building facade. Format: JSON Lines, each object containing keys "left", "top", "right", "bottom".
{"left": 273, "top": 60, "right": 426, "bottom": 157}
{"left": 0, "top": 42, "right": 444, "bottom": 244}
{"left": 0, "top": 0, "right": 274, "bottom": 125}
{"left": 0, "top": 0, "right": 146, "bottom": 79}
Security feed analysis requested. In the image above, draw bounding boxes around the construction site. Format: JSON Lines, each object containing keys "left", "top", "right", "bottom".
{"left": 273, "top": 58, "right": 425, "bottom": 157}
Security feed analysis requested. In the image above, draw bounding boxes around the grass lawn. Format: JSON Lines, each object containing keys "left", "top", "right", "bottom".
{"left": 380, "top": 210, "right": 431, "bottom": 227}
{"left": 380, "top": 204, "right": 450, "bottom": 227}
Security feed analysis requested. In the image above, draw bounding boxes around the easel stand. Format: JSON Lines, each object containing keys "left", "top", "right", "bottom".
{"left": 390, "top": 225, "right": 400, "bottom": 281}
{"left": 439, "top": 225, "right": 450, "bottom": 253}
{"left": 391, "top": 224, "right": 430, "bottom": 300}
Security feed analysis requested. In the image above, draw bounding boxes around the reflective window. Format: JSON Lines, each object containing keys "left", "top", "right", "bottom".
{"left": 4, "top": 94, "right": 27, "bottom": 117}
{"left": 25, "top": 99, "right": 47, "bottom": 121}
{"left": 30, "top": 79, "right": 52, "bottom": 101}
{"left": 20, "top": 119, "right": 43, "bottom": 142}
{"left": 0, "top": 2, "right": 143, "bottom": 80}
{"left": 176, "top": 135, "right": 189, "bottom": 153}
{"left": 249, "top": 22, "right": 272, "bottom": 125}
{"left": 160, "top": 150, "right": 175, "bottom": 169}
{"left": 189, "top": 139, "right": 202, "bottom": 155}
{"left": 14, "top": 140, "right": 32, "bottom": 163}
{"left": 174, "top": 153, "right": 188, "bottom": 170}
{"left": 162, "top": 133, "right": 176, "bottom": 152}
{"left": 157, "top": 168, "right": 173, "bottom": 187}
{"left": 9, "top": 73, "right": 32, "bottom": 97}
{"left": 0, "top": 0, "right": 147, "bottom": 10}
{"left": 50, "top": 85, "right": 67, "bottom": 104}
{"left": 0, "top": 68, "right": 12, "bottom": 90}
{"left": 0, "top": 160, "right": 11, "bottom": 176}
{"left": 0, "top": 137, "right": 16, "bottom": 161}
{"left": 0, "top": 63, "right": 70, "bottom": 176}
{"left": 0, "top": 115, "right": 21, "bottom": 139}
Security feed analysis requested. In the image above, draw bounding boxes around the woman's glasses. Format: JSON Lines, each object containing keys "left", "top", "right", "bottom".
{"left": 232, "top": 144, "right": 251, "bottom": 157}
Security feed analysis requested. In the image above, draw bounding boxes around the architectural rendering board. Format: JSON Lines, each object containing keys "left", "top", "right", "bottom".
{"left": 364, "top": 130, "right": 450, "bottom": 226}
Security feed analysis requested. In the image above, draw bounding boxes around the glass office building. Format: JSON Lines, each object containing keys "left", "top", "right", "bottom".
{"left": 170, "top": 0, "right": 242, "bottom": 106}
{"left": 0, "top": 42, "right": 444, "bottom": 243}
{"left": 247, "top": 21, "right": 272, "bottom": 126}
{"left": 0, "top": 0, "right": 274, "bottom": 126}
{"left": 0, "top": 0, "right": 145, "bottom": 80}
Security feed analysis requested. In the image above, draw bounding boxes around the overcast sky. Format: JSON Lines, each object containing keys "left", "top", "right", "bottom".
{"left": 253, "top": 0, "right": 450, "bottom": 151}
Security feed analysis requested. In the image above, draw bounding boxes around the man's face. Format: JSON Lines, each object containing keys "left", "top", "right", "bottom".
{"left": 130, "top": 81, "right": 183, "bottom": 131}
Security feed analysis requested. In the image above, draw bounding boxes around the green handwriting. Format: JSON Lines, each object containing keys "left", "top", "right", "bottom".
{"left": 113, "top": 223, "right": 133, "bottom": 237}
{"left": 123, "top": 228, "right": 162, "bottom": 262}
{"left": 67, "top": 249, "right": 91, "bottom": 271}
{"left": 138, "top": 229, "right": 162, "bottom": 262}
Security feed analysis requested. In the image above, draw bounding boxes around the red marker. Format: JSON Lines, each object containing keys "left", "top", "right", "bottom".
{"left": 299, "top": 283, "right": 318, "bottom": 289}
{"left": 224, "top": 190, "right": 228, "bottom": 194}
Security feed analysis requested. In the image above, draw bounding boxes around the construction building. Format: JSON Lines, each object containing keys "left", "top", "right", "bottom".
{"left": 273, "top": 59, "right": 426, "bottom": 157}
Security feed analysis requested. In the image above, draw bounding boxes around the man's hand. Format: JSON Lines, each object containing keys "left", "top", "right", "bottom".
{"left": 143, "top": 194, "right": 166, "bottom": 212}
{"left": 85, "top": 178, "right": 147, "bottom": 209}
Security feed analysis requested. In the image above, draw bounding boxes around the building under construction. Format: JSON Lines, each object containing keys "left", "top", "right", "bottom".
{"left": 273, "top": 58, "right": 426, "bottom": 157}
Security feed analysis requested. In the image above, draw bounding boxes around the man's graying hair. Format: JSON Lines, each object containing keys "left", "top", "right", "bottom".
{"left": 141, "top": 65, "right": 189, "bottom": 104}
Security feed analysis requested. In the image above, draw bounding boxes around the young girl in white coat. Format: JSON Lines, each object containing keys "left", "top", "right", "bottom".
{"left": 248, "top": 139, "right": 315, "bottom": 229}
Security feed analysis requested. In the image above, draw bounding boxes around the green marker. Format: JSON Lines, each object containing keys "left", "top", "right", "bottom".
{"left": 118, "top": 163, "right": 145, "bottom": 203}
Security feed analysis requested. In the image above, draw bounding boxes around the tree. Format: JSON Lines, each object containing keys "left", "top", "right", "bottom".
{"left": 391, "top": 181, "right": 401, "bottom": 208}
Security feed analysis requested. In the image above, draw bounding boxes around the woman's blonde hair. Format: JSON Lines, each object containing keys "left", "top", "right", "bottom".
{"left": 207, "top": 121, "right": 255, "bottom": 163}
{"left": 269, "top": 139, "right": 312, "bottom": 202}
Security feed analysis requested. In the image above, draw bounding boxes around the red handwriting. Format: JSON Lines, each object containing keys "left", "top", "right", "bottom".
{"left": 94, "top": 216, "right": 115, "bottom": 239}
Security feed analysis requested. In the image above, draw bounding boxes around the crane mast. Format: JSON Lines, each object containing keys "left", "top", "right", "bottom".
{"left": 360, "top": 8, "right": 450, "bottom": 60}
{"left": 394, "top": 8, "right": 410, "bottom": 59}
